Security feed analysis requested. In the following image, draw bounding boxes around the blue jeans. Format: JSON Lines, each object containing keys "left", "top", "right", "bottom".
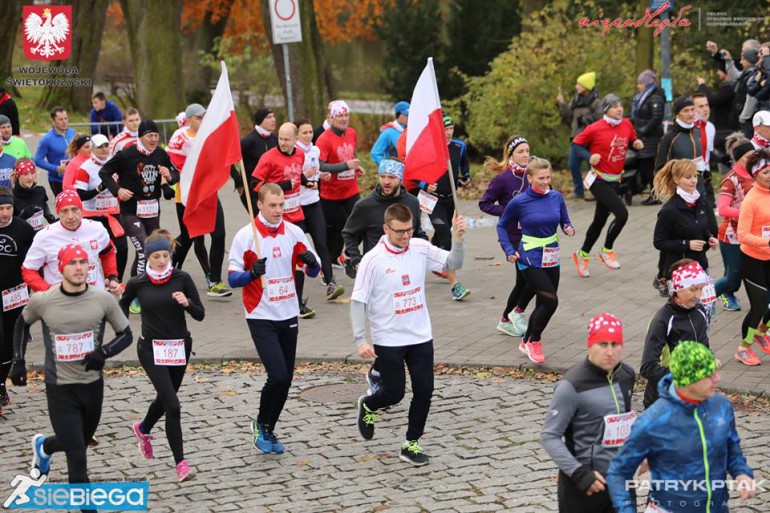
{"left": 568, "top": 144, "right": 588, "bottom": 196}
{"left": 714, "top": 241, "right": 741, "bottom": 296}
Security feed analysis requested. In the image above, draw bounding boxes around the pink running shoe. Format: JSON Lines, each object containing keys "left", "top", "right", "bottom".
{"left": 131, "top": 421, "right": 154, "bottom": 459}
{"left": 176, "top": 459, "right": 192, "bottom": 482}
{"left": 527, "top": 341, "right": 546, "bottom": 364}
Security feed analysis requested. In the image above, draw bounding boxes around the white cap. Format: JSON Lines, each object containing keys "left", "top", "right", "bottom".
{"left": 91, "top": 134, "right": 109, "bottom": 147}
{"left": 753, "top": 110, "right": 770, "bottom": 127}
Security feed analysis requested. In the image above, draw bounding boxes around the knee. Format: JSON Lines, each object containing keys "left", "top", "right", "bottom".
{"left": 615, "top": 208, "right": 629, "bottom": 225}
{"left": 165, "top": 397, "right": 182, "bottom": 419}
{"left": 411, "top": 379, "right": 434, "bottom": 401}
{"left": 267, "top": 369, "right": 292, "bottom": 390}
{"left": 381, "top": 383, "right": 406, "bottom": 405}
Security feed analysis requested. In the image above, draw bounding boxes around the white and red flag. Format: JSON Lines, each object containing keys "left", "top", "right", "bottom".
{"left": 180, "top": 61, "right": 242, "bottom": 238}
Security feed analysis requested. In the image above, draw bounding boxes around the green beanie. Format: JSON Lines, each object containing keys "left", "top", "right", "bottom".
{"left": 669, "top": 341, "right": 717, "bottom": 388}
{"left": 443, "top": 115, "right": 454, "bottom": 127}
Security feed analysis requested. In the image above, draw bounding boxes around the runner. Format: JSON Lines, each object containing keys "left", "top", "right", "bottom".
{"left": 72, "top": 134, "right": 128, "bottom": 282}
{"left": 109, "top": 107, "right": 140, "bottom": 156}
{"left": 10, "top": 243, "right": 132, "bottom": 511}
{"left": 608, "top": 342, "right": 755, "bottom": 513}
{"left": 233, "top": 108, "right": 277, "bottom": 212}
{"left": 0, "top": 131, "right": 16, "bottom": 188}
{"left": 0, "top": 186, "right": 35, "bottom": 409}
{"left": 570, "top": 94, "right": 643, "bottom": 277}
{"left": 295, "top": 118, "right": 344, "bottom": 302}
{"left": 34, "top": 107, "right": 75, "bottom": 198}
{"left": 480, "top": 135, "right": 535, "bottom": 337}
{"left": 0, "top": 114, "right": 32, "bottom": 160}
{"left": 11, "top": 158, "right": 56, "bottom": 232}
{"left": 353, "top": 203, "right": 466, "bottom": 466}
{"left": 497, "top": 157, "right": 575, "bottom": 364}
{"left": 370, "top": 101, "right": 409, "bottom": 165}
{"left": 120, "top": 230, "right": 204, "bottom": 482}
{"left": 21, "top": 190, "right": 121, "bottom": 296}
{"left": 227, "top": 183, "right": 320, "bottom": 454}
{"left": 640, "top": 259, "right": 710, "bottom": 408}
{"left": 62, "top": 134, "right": 92, "bottom": 190}
{"left": 540, "top": 313, "right": 635, "bottom": 513}
{"left": 166, "top": 103, "right": 232, "bottom": 298}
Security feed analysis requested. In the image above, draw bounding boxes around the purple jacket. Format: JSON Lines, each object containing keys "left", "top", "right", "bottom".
{"left": 479, "top": 168, "right": 528, "bottom": 242}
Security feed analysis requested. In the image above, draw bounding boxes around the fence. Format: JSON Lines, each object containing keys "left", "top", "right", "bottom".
{"left": 67, "top": 119, "right": 179, "bottom": 144}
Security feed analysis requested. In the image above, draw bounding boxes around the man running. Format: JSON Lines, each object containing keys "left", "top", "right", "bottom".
{"left": 370, "top": 101, "right": 409, "bottom": 165}
{"left": 109, "top": 107, "right": 140, "bottom": 156}
{"left": 352, "top": 203, "right": 466, "bottom": 466}
{"left": 0, "top": 115, "right": 32, "bottom": 160}
{"left": 541, "top": 313, "right": 635, "bottom": 513}
{"left": 233, "top": 108, "right": 278, "bottom": 211}
{"left": 34, "top": 107, "right": 76, "bottom": 198}
{"left": 10, "top": 244, "right": 132, "bottom": 512}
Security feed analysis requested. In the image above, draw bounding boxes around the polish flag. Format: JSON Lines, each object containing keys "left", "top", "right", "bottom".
{"left": 180, "top": 61, "right": 242, "bottom": 238}
{"left": 403, "top": 58, "right": 449, "bottom": 187}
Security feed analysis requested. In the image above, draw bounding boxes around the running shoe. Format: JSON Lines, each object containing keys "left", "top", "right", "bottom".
{"left": 250, "top": 420, "right": 273, "bottom": 454}
{"left": 654, "top": 277, "right": 669, "bottom": 297}
{"left": 509, "top": 312, "right": 528, "bottom": 335}
{"left": 337, "top": 253, "right": 348, "bottom": 267}
{"left": 598, "top": 250, "right": 621, "bottom": 270}
{"left": 518, "top": 338, "right": 528, "bottom": 356}
{"left": 571, "top": 252, "right": 590, "bottom": 278}
{"left": 735, "top": 348, "right": 761, "bottom": 366}
{"left": 526, "top": 341, "right": 546, "bottom": 364}
{"left": 357, "top": 395, "right": 379, "bottom": 441}
{"left": 207, "top": 281, "right": 233, "bottom": 297}
{"left": 753, "top": 333, "right": 770, "bottom": 355}
{"left": 129, "top": 297, "right": 141, "bottom": 314}
{"left": 131, "top": 421, "right": 154, "bottom": 459}
{"left": 365, "top": 367, "right": 382, "bottom": 396}
{"left": 299, "top": 299, "right": 316, "bottom": 319}
{"left": 31, "top": 434, "right": 51, "bottom": 476}
{"left": 720, "top": 294, "right": 741, "bottom": 311}
{"left": 269, "top": 431, "right": 285, "bottom": 454}
{"left": 325, "top": 280, "right": 345, "bottom": 301}
{"left": 399, "top": 440, "right": 429, "bottom": 467}
{"left": 176, "top": 459, "right": 192, "bottom": 482}
{"left": 88, "top": 435, "right": 98, "bottom": 447}
{"left": 0, "top": 385, "right": 11, "bottom": 407}
{"left": 451, "top": 283, "right": 471, "bottom": 301}
{"left": 497, "top": 320, "right": 525, "bottom": 337}
{"left": 432, "top": 270, "right": 448, "bottom": 279}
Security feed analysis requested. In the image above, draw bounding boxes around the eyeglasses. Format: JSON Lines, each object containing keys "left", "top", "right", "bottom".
{"left": 387, "top": 225, "right": 414, "bottom": 236}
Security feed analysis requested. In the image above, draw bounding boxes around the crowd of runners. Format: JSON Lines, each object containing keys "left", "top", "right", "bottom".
{"left": 0, "top": 35, "right": 768, "bottom": 512}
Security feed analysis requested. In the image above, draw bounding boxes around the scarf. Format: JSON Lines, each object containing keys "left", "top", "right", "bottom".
{"left": 603, "top": 115, "right": 622, "bottom": 127}
{"left": 676, "top": 186, "right": 700, "bottom": 205}
{"left": 509, "top": 163, "right": 527, "bottom": 175}
{"left": 322, "top": 119, "right": 331, "bottom": 131}
{"left": 383, "top": 236, "right": 407, "bottom": 254}
{"left": 90, "top": 155, "right": 107, "bottom": 166}
{"left": 258, "top": 213, "right": 280, "bottom": 229}
{"left": 388, "top": 120, "right": 405, "bottom": 133}
{"left": 146, "top": 261, "right": 173, "bottom": 285}
{"left": 631, "top": 83, "right": 655, "bottom": 119}
{"left": 0, "top": 136, "right": 10, "bottom": 146}
{"left": 676, "top": 118, "right": 694, "bottom": 130}
{"left": 753, "top": 133, "right": 770, "bottom": 148}
{"left": 295, "top": 141, "right": 312, "bottom": 153}
{"left": 0, "top": 93, "right": 9, "bottom": 106}
{"left": 693, "top": 119, "right": 709, "bottom": 164}
{"left": 136, "top": 140, "right": 153, "bottom": 156}
{"left": 255, "top": 125, "right": 273, "bottom": 138}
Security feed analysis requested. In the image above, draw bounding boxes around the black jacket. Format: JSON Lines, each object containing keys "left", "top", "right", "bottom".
{"left": 632, "top": 86, "right": 665, "bottom": 159}
{"left": 559, "top": 88, "right": 602, "bottom": 138}
{"left": 640, "top": 300, "right": 709, "bottom": 408}
{"left": 653, "top": 194, "right": 718, "bottom": 275}
{"left": 341, "top": 185, "right": 427, "bottom": 272}
{"left": 0, "top": 93, "right": 20, "bottom": 135}
{"left": 654, "top": 122, "right": 702, "bottom": 172}
{"left": 696, "top": 82, "right": 737, "bottom": 134}
{"left": 733, "top": 67, "right": 757, "bottom": 127}
{"left": 231, "top": 130, "right": 278, "bottom": 189}
{"left": 12, "top": 182, "right": 56, "bottom": 227}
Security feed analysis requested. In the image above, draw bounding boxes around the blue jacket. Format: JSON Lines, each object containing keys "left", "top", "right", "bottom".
{"left": 89, "top": 99, "right": 123, "bottom": 137}
{"left": 496, "top": 187, "right": 572, "bottom": 268}
{"left": 607, "top": 375, "right": 753, "bottom": 513}
{"left": 0, "top": 152, "right": 16, "bottom": 188}
{"left": 370, "top": 122, "right": 405, "bottom": 165}
{"left": 34, "top": 127, "right": 76, "bottom": 183}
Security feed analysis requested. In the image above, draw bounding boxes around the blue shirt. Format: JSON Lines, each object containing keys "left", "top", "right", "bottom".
{"left": 0, "top": 152, "right": 16, "bottom": 188}
{"left": 496, "top": 187, "right": 572, "bottom": 268}
{"left": 370, "top": 122, "right": 405, "bottom": 165}
{"left": 89, "top": 100, "right": 123, "bottom": 137}
{"left": 34, "top": 127, "right": 76, "bottom": 183}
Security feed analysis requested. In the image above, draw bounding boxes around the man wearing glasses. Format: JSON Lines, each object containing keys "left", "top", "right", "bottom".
{"left": 351, "top": 201, "right": 466, "bottom": 466}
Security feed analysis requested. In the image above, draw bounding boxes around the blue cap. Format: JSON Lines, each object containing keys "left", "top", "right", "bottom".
{"left": 394, "top": 101, "right": 410, "bottom": 117}
{"left": 378, "top": 159, "right": 404, "bottom": 180}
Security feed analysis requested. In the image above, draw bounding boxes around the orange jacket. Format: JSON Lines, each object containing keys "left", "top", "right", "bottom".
{"left": 738, "top": 183, "right": 770, "bottom": 260}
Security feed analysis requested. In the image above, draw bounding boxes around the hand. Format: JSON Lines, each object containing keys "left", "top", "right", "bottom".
{"left": 9, "top": 360, "right": 27, "bottom": 386}
{"left": 722, "top": 49, "right": 732, "bottom": 60}
{"left": 708, "top": 237, "right": 718, "bottom": 248}
{"left": 235, "top": 186, "right": 244, "bottom": 195}
{"left": 564, "top": 224, "right": 575, "bottom": 237}
{"left": 556, "top": 92, "right": 565, "bottom": 104}
{"left": 706, "top": 41, "right": 718, "bottom": 54}
{"left": 107, "top": 279, "right": 121, "bottom": 297}
{"left": 250, "top": 257, "right": 267, "bottom": 279}
{"left": 321, "top": 172, "right": 331, "bottom": 182}
{"left": 585, "top": 471, "right": 606, "bottom": 496}
{"left": 346, "top": 159, "right": 361, "bottom": 170}
{"left": 736, "top": 474, "right": 756, "bottom": 500}
{"left": 633, "top": 139, "right": 644, "bottom": 151}
{"left": 298, "top": 250, "right": 318, "bottom": 268}
{"left": 589, "top": 153, "right": 601, "bottom": 166}
{"left": 304, "top": 166, "right": 318, "bottom": 178}
{"left": 689, "top": 239, "right": 706, "bottom": 251}
{"left": 307, "top": 182, "right": 318, "bottom": 190}
{"left": 507, "top": 253, "right": 519, "bottom": 263}
{"left": 172, "top": 291, "right": 189, "bottom": 308}
{"left": 290, "top": 178, "right": 298, "bottom": 189}
{"left": 117, "top": 188, "right": 134, "bottom": 201}
{"left": 57, "top": 164, "right": 66, "bottom": 175}
{"left": 355, "top": 166, "right": 366, "bottom": 176}
{"left": 427, "top": 183, "right": 438, "bottom": 193}
{"left": 452, "top": 211, "right": 467, "bottom": 241}
{"left": 697, "top": 76, "right": 707, "bottom": 85}
{"left": 82, "top": 349, "right": 107, "bottom": 372}
{"left": 357, "top": 342, "right": 376, "bottom": 359}
{"left": 159, "top": 165, "right": 172, "bottom": 181}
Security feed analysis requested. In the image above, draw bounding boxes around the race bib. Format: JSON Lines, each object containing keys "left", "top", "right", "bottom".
{"left": 583, "top": 170, "right": 597, "bottom": 190}
{"left": 87, "top": 264, "right": 98, "bottom": 286}
{"left": 602, "top": 411, "right": 636, "bottom": 447}
{"left": 54, "top": 330, "right": 94, "bottom": 361}
{"left": 266, "top": 276, "right": 296, "bottom": 303}
{"left": 541, "top": 246, "right": 560, "bottom": 267}
{"left": 27, "top": 210, "right": 45, "bottom": 231}
{"left": 136, "top": 199, "right": 159, "bottom": 218}
{"left": 644, "top": 502, "right": 673, "bottom": 513}
{"left": 94, "top": 192, "right": 118, "bottom": 212}
{"left": 417, "top": 190, "right": 438, "bottom": 214}
{"left": 2, "top": 284, "right": 29, "bottom": 312}
{"left": 725, "top": 226, "right": 739, "bottom": 245}
{"left": 284, "top": 192, "right": 301, "bottom": 212}
{"left": 337, "top": 169, "right": 355, "bottom": 180}
{"left": 763, "top": 226, "right": 770, "bottom": 239}
{"left": 700, "top": 281, "right": 717, "bottom": 305}
{"left": 393, "top": 286, "right": 425, "bottom": 315}
{"left": 152, "top": 339, "right": 187, "bottom": 366}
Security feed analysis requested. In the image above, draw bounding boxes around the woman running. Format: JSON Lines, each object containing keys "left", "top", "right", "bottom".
{"left": 480, "top": 135, "right": 535, "bottom": 337}
{"left": 497, "top": 157, "right": 575, "bottom": 364}
{"left": 11, "top": 158, "right": 56, "bottom": 231}
{"left": 62, "top": 134, "right": 92, "bottom": 190}
{"left": 120, "top": 229, "right": 204, "bottom": 482}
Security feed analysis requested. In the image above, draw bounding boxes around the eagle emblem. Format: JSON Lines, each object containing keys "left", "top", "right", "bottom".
{"left": 23, "top": 6, "right": 72, "bottom": 61}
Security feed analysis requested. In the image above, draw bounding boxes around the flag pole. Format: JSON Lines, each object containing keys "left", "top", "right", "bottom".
{"left": 446, "top": 158, "right": 461, "bottom": 216}
{"left": 238, "top": 159, "right": 264, "bottom": 286}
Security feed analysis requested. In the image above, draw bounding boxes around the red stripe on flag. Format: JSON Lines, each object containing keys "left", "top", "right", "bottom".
{"left": 403, "top": 109, "right": 449, "bottom": 187}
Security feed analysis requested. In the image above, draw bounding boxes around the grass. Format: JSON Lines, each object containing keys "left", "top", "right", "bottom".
{"left": 14, "top": 86, "right": 90, "bottom": 134}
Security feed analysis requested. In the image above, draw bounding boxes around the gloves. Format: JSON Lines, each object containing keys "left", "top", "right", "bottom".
{"left": 10, "top": 360, "right": 27, "bottom": 386}
{"left": 250, "top": 257, "right": 267, "bottom": 280}
{"left": 298, "top": 250, "right": 318, "bottom": 268}
{"left": 82, "top": 348, "right": 107, "bottom": 372}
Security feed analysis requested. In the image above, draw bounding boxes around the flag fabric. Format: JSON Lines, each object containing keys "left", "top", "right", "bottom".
{"left": 403, "top": 58, "right": 449, "bottom": 187}
{"left": 181, "top": 61, "right": 242, "bottom": 238}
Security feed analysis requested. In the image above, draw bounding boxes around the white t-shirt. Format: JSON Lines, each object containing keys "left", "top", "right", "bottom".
{"left": 23, "top": 219, "right": 112, "bottom": 289}
{"left": 110, "top": 129, "right": 137, "bottom": 156}
{"left": 351, "top": 236, "right": 448, "bottom": 347}
{"left": 298, "top": 144, "right": 321, "bottom": 206}
{"left": 228, "top": 219, "right": 319, "bottom": 321}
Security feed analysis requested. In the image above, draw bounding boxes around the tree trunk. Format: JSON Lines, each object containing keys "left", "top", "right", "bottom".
{"left": 0, "top": 0, "right": 23, "bottom": 96}
{"left": 635, "top": 0, "right": 654, "bottom": 75}
{"left": 260, "top": 0, "right": 332, "bottom": 123}
{"left": 120, "top": 0, "right": 184, "bottom": 118}
{"left": 186, "top": 0, "right": 234, "bottom": 105}
{"left": 38, "top": 0, "right": 109, "bottom": 112}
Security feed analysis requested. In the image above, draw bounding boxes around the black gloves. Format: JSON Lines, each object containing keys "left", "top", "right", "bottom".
{"left": 83, "top": 348, "right": 107, "bottom": 372}
{"left": 10, "top": 360, "right": 27, "bottom": 386}
{"left": 250, "top": 257, "right": 267, "bottom": 280}
{"left": 298, "top": 251, "right": 318, "bottom": 268}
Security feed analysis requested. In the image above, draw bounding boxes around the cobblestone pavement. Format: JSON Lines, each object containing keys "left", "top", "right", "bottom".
{"left": 0, "top": 364, "right": 767, "bottom": 512}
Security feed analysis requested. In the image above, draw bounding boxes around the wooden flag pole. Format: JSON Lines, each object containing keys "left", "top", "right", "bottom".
{"left": 238, "top": 159, "right": 265, "bottom": 286}
{"left": 446, "top": 158, "right": 460, "bottom": 215}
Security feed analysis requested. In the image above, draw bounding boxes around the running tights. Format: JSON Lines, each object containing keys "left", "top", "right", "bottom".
{"left": 740, "top": 252, "right": 770, "bottom": 339}
{"left": 429, "top": 196, "right": 455, "bottom": 251}
{"left": 522, "top": 266, "right": 560, "bottom": 343}
{"left": 581, "top": 180, "right": 628, "bottom": 254}
{"left": 503, "top": 264, "right": 535, "bottom": 319}
{"left": 321, "top": 195, "right": 360, "bottom": 263}
{"left": 92, "top": 216, "right": 128, "bottom": 282}
{"left": 120, "top": 214, "right": 160, "bottom": 277}
{"left": 302, "top": 201, "right": 333, "bottom": 285}
{"left": 173, "top": 199, "right": 226, "bottom": 283}
{"left": 0, "top": 307, "right": 22, "bottom": 386}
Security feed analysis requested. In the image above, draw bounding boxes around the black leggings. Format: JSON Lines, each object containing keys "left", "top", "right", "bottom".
{"left": 0, "top": 306, "right": 22, "bottom": 386}
{"left": 522, "top": 266, "right": 560, "bottom": 342}
{"left": 503, "top": 264, "right": 535, "bottom": 318}
{"left": 638, "top": 156, "right": 656, "bottom": 191}
{"left": 247, "top": 317, "right": 298, "bottom": 429}
{"left": 321, "top": 195, "right": 360, "bottom": 262}
{"left": 364, "top": 340, "right": 434, "bottom": 441}
{"left": 91, "top": 216, "right": 128, "bottom": 282}
{"left": 740, "top": 252, "right": 770, "bottom": 339}
{"left": 173, "top": 199, "right": 227, "bottom": 283}
{"left": 43, "top": 380, "right": 103, "bottom": 485}
{"left": 301, "top": 201, "right": 333, "bottom": 284}
{"left": 557, "top": 470, "right": 614, "bottom": 513}
{"left": 120, "top": 214, "right": 161, "bottom": 277}
{"left": 49, "top": 181, "right": 63, "bottom": 198}
{"left": 581, "top": 180, "right": 628, "bottom": 253}
{"left": 137, "top": 337, "right": 191, "bottom": 464}
{"left": 429, "top": 196, "right": 455, "bottom": 251}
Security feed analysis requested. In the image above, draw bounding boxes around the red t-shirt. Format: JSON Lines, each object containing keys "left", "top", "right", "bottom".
{"left": 316, "top": 127, "right": 359, "bottom": 200}
{"left": 252, "top": 147, "right": 305, "bottom": 223}
{"left": 572, "top": 118, "right": 637, "bottom": 178}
